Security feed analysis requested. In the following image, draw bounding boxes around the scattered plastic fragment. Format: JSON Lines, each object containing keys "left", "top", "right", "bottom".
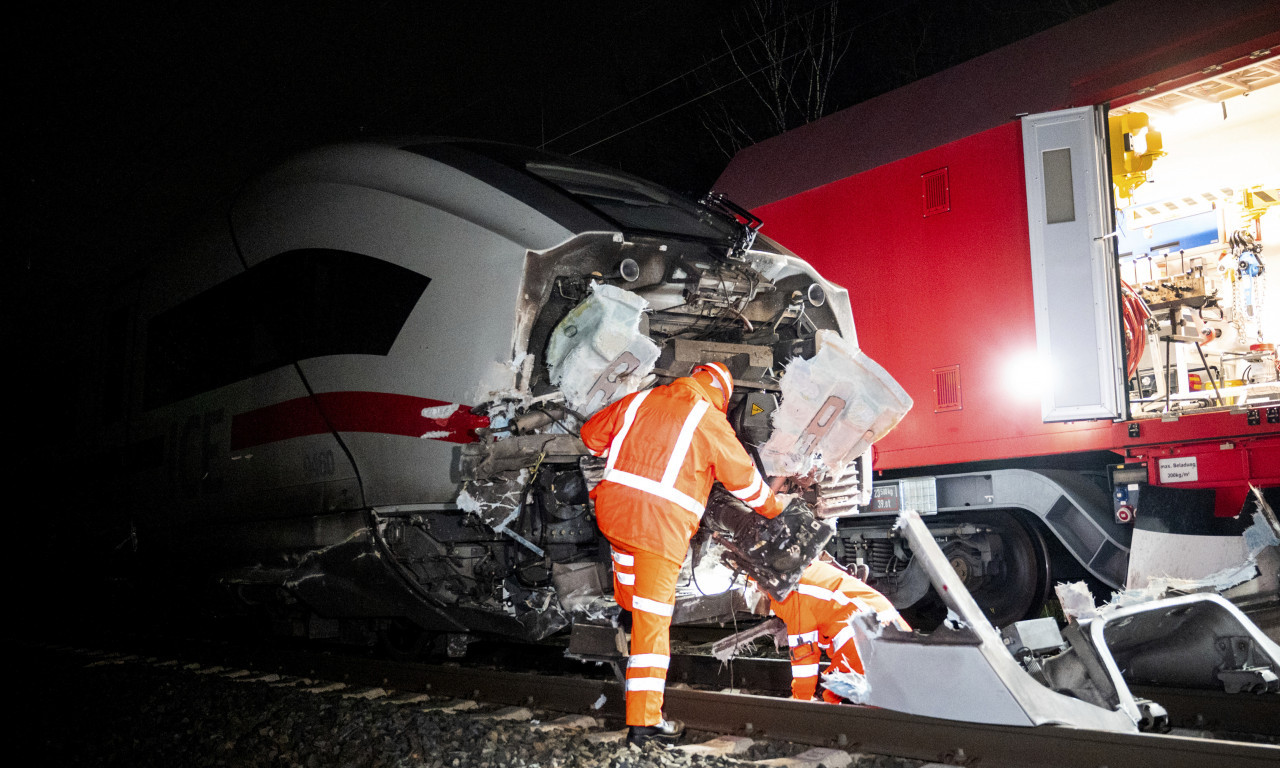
{"left": 1244, "top": 509, "right": 1280, "bottom": 558}
{"left": 420, "top": 405, "right": 458, "bottom": 419}
{"left": 1055, "top": 581, "right": 1101, "bottom": 622}
{"left": 545, "top": 282, "right": 660, "bottom": 415}
{"left": 758, "top": 330, "right": 911, "bottom": 482}
{"left": 821, "top": 668, "right": 871, "bottom": 704}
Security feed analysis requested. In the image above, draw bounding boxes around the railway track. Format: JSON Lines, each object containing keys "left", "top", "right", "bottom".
{"left": 33, "top": 632, "right": 1278, "bottom": 768}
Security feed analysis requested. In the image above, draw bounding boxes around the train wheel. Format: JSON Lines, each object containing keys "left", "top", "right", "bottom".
{"left": 946, "top": 510, "right": 1051, "bottom": 628}
{"left": 378, "top": 619, "right": 431, "bottom": 661}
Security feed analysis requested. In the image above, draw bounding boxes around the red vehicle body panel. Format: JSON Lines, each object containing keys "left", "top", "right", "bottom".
{"left": 716, "top": 0, "right": 1280, "bottom": 486}
{"left": 749, "top": 123, "right": 1280, "bottom": 473}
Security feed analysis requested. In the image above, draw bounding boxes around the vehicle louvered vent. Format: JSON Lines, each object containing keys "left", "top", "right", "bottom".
{"left": 934, "top": 365, "right": 962, "bottom": 412}
{"left": 923, "top": 168, "right": 950, "bottom": 216}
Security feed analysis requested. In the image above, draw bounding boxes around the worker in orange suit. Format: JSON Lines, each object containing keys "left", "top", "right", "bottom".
{"left": 769, "top": 557, "right": 910, "bottom": 703}
{"left": 580, "top": 361, "right": 783, "bottom": 747}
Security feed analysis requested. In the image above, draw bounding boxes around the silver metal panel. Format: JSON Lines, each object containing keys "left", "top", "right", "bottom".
{"left": 1022, "top": 107, "right": 1126, "bottom": 422}
{"left": 851, "top": 511, "right": 1139, "bottom": 732}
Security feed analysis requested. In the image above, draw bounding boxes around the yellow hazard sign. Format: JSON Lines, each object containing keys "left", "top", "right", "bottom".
{"left": 751, "top": 404, "right": 764, "bottom": 415}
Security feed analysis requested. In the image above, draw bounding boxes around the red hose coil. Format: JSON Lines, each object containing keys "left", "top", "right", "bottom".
{"left": 1120, "top": 280, "right": 1152, "bottom": 381}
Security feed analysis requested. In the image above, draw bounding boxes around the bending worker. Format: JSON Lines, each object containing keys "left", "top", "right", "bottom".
{"left": 769, "top": 557, "right": 911, "bottom": 702}
{"left": 581, "top": 361, "right": 782, "bottom": 747}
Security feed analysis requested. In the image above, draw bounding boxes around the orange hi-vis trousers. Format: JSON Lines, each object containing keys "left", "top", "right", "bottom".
{"left": 772, "top": 561, "right": 911, "bottom": 703}
{"left": 610, "top": 544, "right": 683, "bottom": 727}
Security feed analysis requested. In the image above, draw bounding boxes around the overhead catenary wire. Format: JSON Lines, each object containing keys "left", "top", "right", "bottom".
{"left": 559, "top": 0, "right": 917, "bottom": 156}
{"left": 542, "top": 0, "right": 850, "bottom": 148}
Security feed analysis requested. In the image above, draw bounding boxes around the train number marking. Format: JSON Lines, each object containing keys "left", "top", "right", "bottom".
{"left": 303, "top": 449, "right": 336, "bottom": 478}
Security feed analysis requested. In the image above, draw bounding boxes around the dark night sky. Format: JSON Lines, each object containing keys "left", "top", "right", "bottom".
{"left": 14, "top": 0, "right": 1121, "bottom": 621}
{"left": 16, "top": 0, "right": 1112, "bottom": 463}
{"left": 19, "top": 1, "right": 1112, "bottom": 292}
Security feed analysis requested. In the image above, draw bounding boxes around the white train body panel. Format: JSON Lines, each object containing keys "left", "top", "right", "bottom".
{"left": 103, "top": 139, "right": 856, "bottom": 641}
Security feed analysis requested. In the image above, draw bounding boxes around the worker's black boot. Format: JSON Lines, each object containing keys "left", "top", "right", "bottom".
{"left": 626, "top": 717, "right": 685, "bottom": 747}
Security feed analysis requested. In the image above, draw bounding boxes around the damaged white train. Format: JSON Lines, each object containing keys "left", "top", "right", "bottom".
{"left": 90, "top": 139, "right": 907, "bottom": 651}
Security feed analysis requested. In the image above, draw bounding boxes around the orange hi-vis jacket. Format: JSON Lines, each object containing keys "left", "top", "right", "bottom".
{"left": 769, "top": 560, "right": 909, "bottom": 701}
{"left": 581, "top": 375, "right": 782, "bottom": 563}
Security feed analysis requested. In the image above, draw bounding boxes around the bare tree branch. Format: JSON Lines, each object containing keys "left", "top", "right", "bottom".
{"left": 698, "top": 0, "right": 850, "bottom": 158}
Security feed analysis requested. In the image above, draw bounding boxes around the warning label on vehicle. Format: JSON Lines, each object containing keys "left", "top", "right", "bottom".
{"left": 1157, "top": 456, "right": 1199, "bottom": 483}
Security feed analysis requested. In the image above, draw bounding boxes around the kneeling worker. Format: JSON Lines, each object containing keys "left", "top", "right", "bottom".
{"left": 769, "top": 556, "right": 910, "bottom": 702}
{"left": 581, "top": 362, "right": 783, "bottom": 747}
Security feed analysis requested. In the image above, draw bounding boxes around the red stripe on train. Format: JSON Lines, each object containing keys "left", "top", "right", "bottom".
{"left": 229, "top": 392, "right": 490, "bottom": 449}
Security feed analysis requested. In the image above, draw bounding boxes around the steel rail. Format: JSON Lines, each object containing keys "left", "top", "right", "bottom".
{"left": 241, "top": 646, "right": 1278, "bottom": 768}
{"left": 671, "top": 654, "right": 1280, "bottom": 740}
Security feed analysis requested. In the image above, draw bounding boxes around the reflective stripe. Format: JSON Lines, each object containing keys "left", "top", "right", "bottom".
{"left": 616, "top": 572, "right": 636, "bottom": 585}
{"left": 728, "top": 469, "right": 764, "bottom": 502}
{"left": 797, "top": 583, "right": 850, "bottom": 605}
{"left": 605, "top": 390, "right": 650, "bottom": 475}
{"left": 788, "top": 630, "right": 819, "bottom": 647}
{"left": 611, "top": 551, "right": 635, "bottom": 566}
{"left": 743, "top": 484, "right": 771, "bottom": 509}
{"left": 831, "top": 624, "right": 856, "bottom": 653}
{"left": 628, "top": 653, "right": 671, "bottom": 669}
{"left": 697, "top": 362, "right": 734, "bottom": 400}
{"left": 791, "top": 664, "right": 820, "bottom": 677}
{"left": 603, "top": 469, "right": 705, "bottom": 516}
{"left": 661, "top": 401, "right": 709, "bottom": 486}
{"left": 851, "top": 598, "right": 873, "bottom": 613}
{"left": 626, "top": 677, "right": 667, "bottom": 692}
{"left": 601, "top": 393, "right": 709, "bottom": 517}
{"left": 631, "top": 595, "right": 674, "bottom": 617}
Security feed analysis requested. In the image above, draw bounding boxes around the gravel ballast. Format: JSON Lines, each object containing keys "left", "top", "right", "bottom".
{"left": 22, "top": 645, "right": 924, "bottom": 768}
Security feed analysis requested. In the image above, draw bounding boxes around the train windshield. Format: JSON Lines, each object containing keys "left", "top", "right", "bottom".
{"left": 522, "top": 161, "right": 739, "bottom": 241}
{"left": 410, "top": 140, "right": 741, "bottom": 242}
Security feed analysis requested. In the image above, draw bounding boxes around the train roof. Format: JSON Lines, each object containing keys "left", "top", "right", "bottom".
{"left": 254, "top": 138, "right": 746, "bottom": 252}
{"left": 713, "top": 0, "right": 1280, "bottom": 210}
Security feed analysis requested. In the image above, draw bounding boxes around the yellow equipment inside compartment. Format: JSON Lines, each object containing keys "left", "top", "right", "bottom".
{"left": 1108, "top": 111, "right": 1165, "bottom": 201}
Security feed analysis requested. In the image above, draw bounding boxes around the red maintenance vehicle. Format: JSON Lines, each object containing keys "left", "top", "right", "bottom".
{"left": 713, "top": 0, "right": 1280, "bottom": 629}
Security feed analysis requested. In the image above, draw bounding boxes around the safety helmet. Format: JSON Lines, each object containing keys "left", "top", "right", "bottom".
{"left": 690, "top": 362, "right": 734, "bottom": 412}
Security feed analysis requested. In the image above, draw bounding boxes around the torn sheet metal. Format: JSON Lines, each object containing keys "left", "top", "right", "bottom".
{"left": 1084, "top": 593, "right": 1280, "bottom": 694}
{"left": 1127, "top": 486, "right": 1280, "bottom": 592}
{"left": 283, "top": 526, "right": 468, "bottom": 633}
{"left": 758, "top": 330, "right": 911, "bottom": 484}
{"left": 1055, "top": 581, "right": 1102, "bottom": 622}
{"left": 459, "top": 434, "right": 586, "bottom": 479}
{"left": 552, "top": 561, "right": 619, "bottom": 622}
{"left": 1117, "top": 486, "right": 1279, "bottom": 610}
{"left": 545, "top": 282, "right": 660, "bottom": 416}
{"left": 848, "top": 510, "right": 1140, "bottom": 732}
{"left": 469, "top": 352, "right": 537, "bottom": 408}
{"left": 505, "top": 580, "right": 570, "bottom": 639}
{"left": 456, "top": 469, "right": 544, "bottom": 556}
